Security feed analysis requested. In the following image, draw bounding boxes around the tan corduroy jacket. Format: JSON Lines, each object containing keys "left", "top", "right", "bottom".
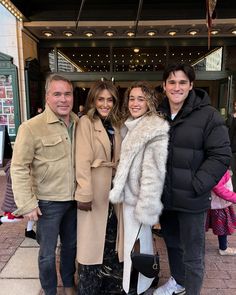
{"left": 11, "top": 105, "right": 79, "bottom": 216}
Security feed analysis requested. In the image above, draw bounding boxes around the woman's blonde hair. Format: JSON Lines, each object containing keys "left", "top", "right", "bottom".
{"left": 122, "top": 81, "right": 159, "bottom": 121}
{"left": 85, "top": 80, "right": 121, "bottom": 127}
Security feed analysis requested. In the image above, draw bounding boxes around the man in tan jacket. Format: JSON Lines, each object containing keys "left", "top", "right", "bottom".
{"left": 11, "top": 74, "right": 79, "bottom": 295}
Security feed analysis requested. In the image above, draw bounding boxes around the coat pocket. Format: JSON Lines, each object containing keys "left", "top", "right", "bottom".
{"left": 41, "top": 135, "right": 66, "bottom": 161}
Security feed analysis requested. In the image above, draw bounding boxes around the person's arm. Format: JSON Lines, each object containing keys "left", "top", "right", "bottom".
{"left": 75, "top": 116, "right": 93, "bottom": 211}
{"left": 192, "top": 110, "right": 232, "bottom": 195}
{"left": 212, "top": 171, "right": 236, "bottom": 203}
{"left": 134, "top": 131, "right": 169, "bottom": 226}
{"left": 11, "top": 123, "right": 39, "bottom": 216}
{"left": 24, "top": 207, "right": 42, "bottom": 221}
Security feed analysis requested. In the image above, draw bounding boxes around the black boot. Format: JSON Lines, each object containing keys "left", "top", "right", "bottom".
{"left": 25, "top": 229, "right": 36, "bottom": 239}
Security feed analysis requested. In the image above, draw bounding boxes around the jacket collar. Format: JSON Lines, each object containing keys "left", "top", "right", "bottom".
{"left": 44, "top": 104, "right": 79, "bottom": 124}
{"left": 122, "top": 115, "right": 169, "bottom": 155}
{"left": 160, "top": 88, "right": 210, "bottom": 120}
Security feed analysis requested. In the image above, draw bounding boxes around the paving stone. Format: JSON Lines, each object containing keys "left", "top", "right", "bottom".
{"left": 0, "top": 247, "right": 39, "bottom": 278}
{"left": 0, "top": 279, "right": 41, "bottom": 295}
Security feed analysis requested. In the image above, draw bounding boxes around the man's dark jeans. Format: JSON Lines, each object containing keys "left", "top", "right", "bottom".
{"left": 160, "top": 210, "right": 207, "bottom": 295}
{"left": 37, "top": 200, "right": 77, "bottom": 295}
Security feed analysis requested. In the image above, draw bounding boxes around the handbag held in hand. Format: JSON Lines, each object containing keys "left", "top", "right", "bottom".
{"left": 130, "top": 224, "right": 160, "bottom": 278}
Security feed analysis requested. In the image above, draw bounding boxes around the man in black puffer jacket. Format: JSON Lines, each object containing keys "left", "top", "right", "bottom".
{"left": 154, "top": 63, "right": 231, "bottom": 295}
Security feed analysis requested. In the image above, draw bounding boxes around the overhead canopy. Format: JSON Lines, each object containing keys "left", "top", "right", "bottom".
{"left": 7, "top": 0, "right": 236, "bottom": 39}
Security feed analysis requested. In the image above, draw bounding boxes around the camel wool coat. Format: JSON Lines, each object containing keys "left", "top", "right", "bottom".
{"left": 75, "top": 115, "right": 123, "bottom": 265}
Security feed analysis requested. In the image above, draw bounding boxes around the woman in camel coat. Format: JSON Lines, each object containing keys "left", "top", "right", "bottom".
{"left": 75, "top": 80, "right": 123, "bottom": 295}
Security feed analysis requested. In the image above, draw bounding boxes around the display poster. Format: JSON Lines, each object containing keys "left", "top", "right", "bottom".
{"left": 0, "top": 74, "right": 16, "bottom": 136}
{"left": 0, "top": 125, "right": 5, "bottom": 167}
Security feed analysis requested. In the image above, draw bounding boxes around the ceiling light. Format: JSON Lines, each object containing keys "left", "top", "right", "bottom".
{"left": 0, "top": 0, "right": 23, "bottom": 21}
{"left": 188, "top": 29, "right": 199, "bottom": 36}
{"left": 133, "top": 48, "right": 140, "bottom": 53}
{"left": 211, "top": 30, "right": 219, "bottom": 35}
{"left": 105, "top": 31, "right": 115, "bottom": 37}
{"left": 84, "top": 31, "right": 94, "bottom": 37}
{"left": 43, "top": 31, "right": 53, "bottom": 37}
{"left": 126, "top": 31, "right": 135, "bottom": 37}
{"left": 231, "top": 29, "right": 236, "bottom": 35}
{"left": 63, "top": 31, "right": 73, "bottom": 37}
{"left": 147, "top": 30, "right": 157, "bottom": 36}
{"left": 168, "top": 30, "right": 177, "bottom": 36}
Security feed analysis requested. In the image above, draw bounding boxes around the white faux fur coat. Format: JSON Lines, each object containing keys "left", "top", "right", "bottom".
{"left": 109, "top": 114, "right": 169, "bottom": 294}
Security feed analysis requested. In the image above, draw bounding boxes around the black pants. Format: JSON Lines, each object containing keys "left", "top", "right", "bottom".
{"left": 160, "top": 210, "right": 207, "bottom": 295}
{"left": 77, "top": 204, "right": 123, "bottom": 295}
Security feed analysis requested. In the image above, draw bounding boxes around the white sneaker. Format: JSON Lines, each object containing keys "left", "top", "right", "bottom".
{"left": 219, "top": 247, "right": 236, "bottom": 256}
{"left": 153, "top": 277, "right": 186, "bottom": 295}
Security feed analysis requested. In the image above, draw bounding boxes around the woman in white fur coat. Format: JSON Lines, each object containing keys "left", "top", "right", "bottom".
{"left": 109, "top": 81, "right": 169, "bottom": 294}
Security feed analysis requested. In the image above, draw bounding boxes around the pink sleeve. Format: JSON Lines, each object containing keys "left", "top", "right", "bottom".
{"left": 212, "top": 171, "right": 236, "bottom": 203}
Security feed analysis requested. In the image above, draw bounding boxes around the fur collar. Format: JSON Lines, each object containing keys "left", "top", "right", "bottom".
{"left": 121, "top": 114, "right": 169, "bottom": 155}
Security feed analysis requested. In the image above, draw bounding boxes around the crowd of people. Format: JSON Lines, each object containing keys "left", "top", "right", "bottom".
{"left": 1, "top": 62, "right": 234, "bottom": 295}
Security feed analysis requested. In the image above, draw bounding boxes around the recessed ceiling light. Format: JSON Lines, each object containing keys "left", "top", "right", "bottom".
{"left": 105, "top": 31, "right": 115, "bottom": 37}
{"left": 63, "top": 31, "right": 73, "bottom": 37}
{"left": 43, "top": 31, "right": 53, "bottom": 37}
{"left": 126, "top": 31, "right": 135, "bottom": 37}
{"left": 84, "top": 31, "right": 94, "bottom": 37}
{"left": 147, "top": 30, "right": 157, "bottom": 36}
{"left": 188, "top": 30, "right": 198, "bottom": 36}
{"left": 231, "top": 29, "right": 236, "bottom": 35}
{"left": 168, "top": 30, "right": 177, "bottom": 36}
{"left": 211, "top": 30, "right": 219, "bottom": 35}
{"left": 133, "top": 48, "right": 140, "bottom": 53}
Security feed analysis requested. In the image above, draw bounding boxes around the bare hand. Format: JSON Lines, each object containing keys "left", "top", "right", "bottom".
{"left": 77, "top": 201, "right": 92, "bottom": 211}
{"left": 24, "top": 207, "right": 42, "bottom": 221}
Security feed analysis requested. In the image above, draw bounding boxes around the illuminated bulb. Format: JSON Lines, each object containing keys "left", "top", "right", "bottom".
{"left": 127, "top": 31, "right": 135, "bottom": 37}
{"left": 43, "top": 31, "right": 53, "bottom": 37}
{"left": 105, "top": 31, "right": 114, "bottom": 37}
{"left": 168, "top": 31, "right": 177, "bottom": 36}
{"left": 64, "top": 31, "right": 73, "bottom": 37}
{"left": 189, "top": 30, "right": 198, "bottom": 36}
{"left": 211, "top": 30, "right": 219, "bottom": 35}
{"left": 84, "top": 32, "right": 94, "bottom": 37}
{"left": 147, "top": 31, "right": 156, "bottom": 36}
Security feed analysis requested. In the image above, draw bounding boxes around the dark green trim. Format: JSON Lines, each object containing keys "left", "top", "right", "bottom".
{"left": 0, "top": 52, "right": 21, "bottom": 141}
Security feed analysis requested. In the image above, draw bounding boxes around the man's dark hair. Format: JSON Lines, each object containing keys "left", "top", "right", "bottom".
{"left": 163, "top": 63, "right": 196, "bottom": 84}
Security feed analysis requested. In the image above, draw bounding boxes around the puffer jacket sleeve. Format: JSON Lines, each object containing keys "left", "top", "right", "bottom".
{"left": 134, "top": 130, "right": 169, "bottom": 225}
{"left": 75, "top": 116, "right": 94, "bottom": 202}
{"left": 192, "top": 110, "right": 231, "bottom": 196}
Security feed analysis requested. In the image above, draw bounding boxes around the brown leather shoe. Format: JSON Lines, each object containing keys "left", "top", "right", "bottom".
{"left": 64, "top": 287, "right": 76, "bottom": 295}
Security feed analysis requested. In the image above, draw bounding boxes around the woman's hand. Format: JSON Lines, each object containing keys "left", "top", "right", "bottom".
{"left": 77, "top": 201, "right": 92, "bottom": 211}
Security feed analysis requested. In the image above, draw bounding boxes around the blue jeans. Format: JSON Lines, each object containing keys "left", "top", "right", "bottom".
{"left": 160, "top": 210, "right": 207, "bottom": 295}
{"left": 37, "top": 200, "right": 77, "bottom": 295}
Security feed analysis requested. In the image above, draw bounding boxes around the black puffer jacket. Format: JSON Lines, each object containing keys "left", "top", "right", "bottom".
{"left": 159, "top": 88, "right": 231, "bottom": 213}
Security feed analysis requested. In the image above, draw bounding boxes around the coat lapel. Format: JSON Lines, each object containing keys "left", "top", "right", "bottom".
{"left": 113, "top": 126, "right": 121, "bottom": 163}
{"left": 94, "top": 119, "right": 111, "bottom": 160}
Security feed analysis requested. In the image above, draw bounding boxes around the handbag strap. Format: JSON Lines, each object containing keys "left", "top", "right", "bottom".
{"left": 131, "top": 224, "right": 158, "bottom": 254}
{"left": 131, "top": 224, "right": 143, "bottom": 253}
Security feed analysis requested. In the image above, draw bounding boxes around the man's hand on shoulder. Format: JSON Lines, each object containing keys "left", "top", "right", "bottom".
{"left": 24, "top": 207, "right": 42, "bottom": 221}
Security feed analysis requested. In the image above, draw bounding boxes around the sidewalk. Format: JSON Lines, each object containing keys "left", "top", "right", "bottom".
{"left": 1, "top": 171, "right": 236, "bottom": 294}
